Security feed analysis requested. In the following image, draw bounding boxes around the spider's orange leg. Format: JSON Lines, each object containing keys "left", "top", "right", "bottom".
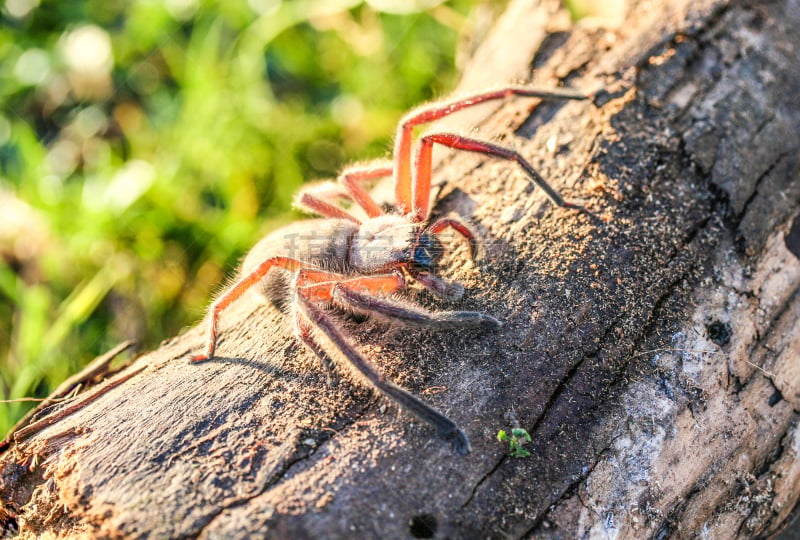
{"left": 407, "top": 269, "right": 464, "bottom": 302}
{"left": 294, "top": 314, "right": 339, "bottom": 386}
{"left": 295, "top": 192, "right": 361, "bottom": 223}
{"left": 332, "top": 284, "right": 500, "bottom": 331}
{"left": 338, "top": 162, "right": 392, "bottom": 218}
{"left": 414, "top": 132, "right": 585, "bottom": 221}
{"left": 393, "top": 86, "right": 587, "bottom": 215}
{"left": 192, "top": 256, "right": 308, "bottom": 362}
{"left": 428, "top": 217, "right": 478, "bottom": 259}
{"left": 294, "top": 162, "right": 392, "bottom": 221}
{"left": 296, "top": 269, "right": 405, "bottom": 303}
{"left": 292, "top": 269, "right": 404, "bottom": 381}
{"left": 295, "top": 292, "right": 471, "bottom": 455}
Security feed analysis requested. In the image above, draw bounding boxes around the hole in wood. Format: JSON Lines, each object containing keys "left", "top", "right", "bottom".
{"left": 409, "top": 513, "right": 437, "bottom": 538}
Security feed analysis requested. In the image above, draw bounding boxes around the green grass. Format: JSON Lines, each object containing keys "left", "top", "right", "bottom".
{"left": 0, "top": 0, "right": 506, "bottom": 435}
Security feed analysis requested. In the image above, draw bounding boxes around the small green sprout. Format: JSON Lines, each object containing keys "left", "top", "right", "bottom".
{"left": 497, "top": 427, "right": 533, "bottom": 458}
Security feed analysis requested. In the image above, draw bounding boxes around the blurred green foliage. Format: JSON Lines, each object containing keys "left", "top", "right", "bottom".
{"left": 0, "top": 0, "right": 504, "bottom": 435}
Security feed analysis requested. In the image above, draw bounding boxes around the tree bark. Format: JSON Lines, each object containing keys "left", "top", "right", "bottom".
{"left": 2, "top": 0, "right": 800, "bottom": 538}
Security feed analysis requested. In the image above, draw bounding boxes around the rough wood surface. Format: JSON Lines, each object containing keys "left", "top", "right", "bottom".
{"left": 2, "top": 0, "right": 800, "bottom": 537}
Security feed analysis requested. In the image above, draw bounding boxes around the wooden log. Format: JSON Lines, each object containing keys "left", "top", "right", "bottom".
{"left": 2, "top": 0, "right": 799, "bottom": 537}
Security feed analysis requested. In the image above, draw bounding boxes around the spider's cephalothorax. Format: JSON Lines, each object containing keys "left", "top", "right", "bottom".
{"left": 192, "top": 86, "right": 587, "bottom": 454}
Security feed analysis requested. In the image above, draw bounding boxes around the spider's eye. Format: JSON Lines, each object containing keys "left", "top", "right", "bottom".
{"left": 414, "top": 245, "right": 433, "bottom": 269}
{"left": 412, "top": 232, "right": 442, "bottom": 270}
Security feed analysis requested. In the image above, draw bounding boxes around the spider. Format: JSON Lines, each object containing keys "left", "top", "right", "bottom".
{"left": 191, "top": 86, "right": 587, "bottom": 455}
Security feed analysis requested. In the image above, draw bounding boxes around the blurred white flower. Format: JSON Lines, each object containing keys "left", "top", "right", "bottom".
{"left": 59, "top": 25, "right": 114, "bottom": 99}
{"left": 103, "top": 160, "right": 156, "bottom": 213}
{"left": 60, "top": 25, "right": 113, "bottom": 77}
{"left": 5, "top": 0, "right": 40, "bottom": 19}
{"left": 14, "top": 48, "right": 50, "bottom": 85}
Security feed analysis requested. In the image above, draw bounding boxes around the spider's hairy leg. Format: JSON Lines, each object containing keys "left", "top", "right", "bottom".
{"left": 428, "top": 217, "right": 478, "bottom": 259}
{"left": 405, "top": 269, "right": 465, "bottom": 302}
{"left": 296, "top": 268, "right": 406, "bottom": 303}
{"left": 294, "top": 185, "right": 361, "bottom": 223}
{"left": 332, "top": 285, "right": 501, "bottom": 331}
{"left": 297, "top": 294, "right": 471, "bottom": 455}
{"left": 416, "top": 132, "right": 586, "bottom": 213}
{"left": 296, "top": 181, "right": 351, "bottom": 201}
{"left": 293, "top": 269, "right": 406, "bottom": 384}
{"left": 338, "top": 162, "right": 392, "bottom": 218}
{"left": 294, "top": 162, "right": 392, "bottom": 221}
{"left": 393, "top": 85, "right": 587, "bottom": 217}
{"left": 294, "top": 313, "right": 339, "bottom": 386}
{"left": 191, "top": 256, "right": 307, "bottom": 362}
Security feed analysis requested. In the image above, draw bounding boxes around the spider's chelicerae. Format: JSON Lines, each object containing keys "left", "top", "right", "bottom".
{"left": 192, "top": 86, "right": 587, "bottom": 454}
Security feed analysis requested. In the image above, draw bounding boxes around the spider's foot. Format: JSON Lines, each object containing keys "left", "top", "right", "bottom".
{"left": 436, "top": 311, "right": 502, "bottom": 331}
{"left": 562, "top": 200, "right": 589, "bottom": 213}
{"left": 479, "top": 314, "right": 503, "bottom": 331}
{"left": 441, "top": 426, "right": 471, "bottom": 456}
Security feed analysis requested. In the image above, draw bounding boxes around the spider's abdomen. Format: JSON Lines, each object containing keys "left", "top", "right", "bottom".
{"left": 241, "top": 219, "right": 358, "bottom": 307}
